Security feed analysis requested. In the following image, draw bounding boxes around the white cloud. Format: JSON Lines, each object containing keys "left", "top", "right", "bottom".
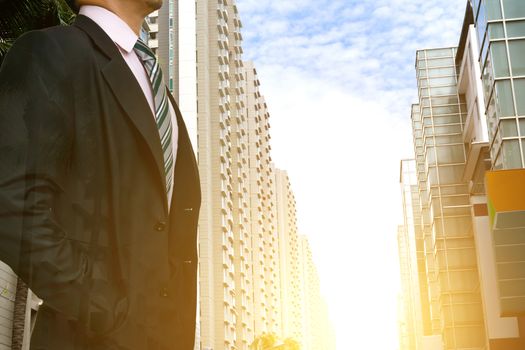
{"left": 236, "top": 0, "right": 466, "bottom": 348}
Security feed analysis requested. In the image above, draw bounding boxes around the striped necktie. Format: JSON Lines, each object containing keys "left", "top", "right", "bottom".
{"left": 133, "top": 39, "right": 174, "bottom": 200}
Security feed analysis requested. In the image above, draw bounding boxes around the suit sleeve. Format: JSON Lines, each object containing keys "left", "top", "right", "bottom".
{"left": 0, "top": 30, "right": 90, "bottom": 321}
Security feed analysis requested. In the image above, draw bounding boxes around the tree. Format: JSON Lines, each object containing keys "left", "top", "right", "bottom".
{"left": 0, "top": 0, "right": 76, "bottom": 63}
{"left": 250, "top": 333, "right": 301, "bottom": 350}
{"left": 283, "top": 337, "right": 301, "bottom": 350}
{"left": 250, "top": 333, "right": 279, "bottom": 350}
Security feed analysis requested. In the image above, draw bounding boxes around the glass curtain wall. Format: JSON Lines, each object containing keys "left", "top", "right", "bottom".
{"left": 411, "top": 104, "right": 441, "bottom": 335}
{"left": 415, "top": 47, "right": 487, "bottom": 350}
{"left": 472, "top": 0, "right": 525, "bottom": 169}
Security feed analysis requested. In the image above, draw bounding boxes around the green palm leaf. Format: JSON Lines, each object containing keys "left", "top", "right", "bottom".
{"left": 0, "top": 0, "right": 76, "bottom": 64}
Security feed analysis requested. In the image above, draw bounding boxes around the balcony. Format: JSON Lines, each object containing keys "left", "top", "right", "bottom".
{"left": 148, "top": 23, "right": 158, "bottom": 33}
{"left": 218, "top": 65, "right": 229, "bottom": 81}
{"left": 148, "top": 39, "right": 158, "bottom": 49}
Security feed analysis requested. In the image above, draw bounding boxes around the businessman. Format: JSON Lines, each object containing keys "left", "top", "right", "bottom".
{"left": 0, "top": 0, "right": 201, "bottom": 349}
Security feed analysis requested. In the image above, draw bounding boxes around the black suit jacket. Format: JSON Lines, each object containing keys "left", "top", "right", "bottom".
{"left": 0, "top": 15, "right": 201, "bottom": 350}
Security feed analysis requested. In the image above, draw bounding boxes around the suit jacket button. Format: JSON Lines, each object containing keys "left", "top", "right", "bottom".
{"left": 161, "top": 287, "right": 169, "bottom": 297}
{"left": 154, "top": 221, "right": 166, "bottom": 232}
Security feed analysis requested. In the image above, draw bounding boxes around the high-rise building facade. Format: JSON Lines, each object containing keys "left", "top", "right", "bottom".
{"left": 456, "top": 3, "right": 525, "bottom": 348}
{"left": 398, "top": 160, "right": 443, "bottom": 350}
{"left": 244, "top": 61, "right": 282, "bottom": 339}
{"left": 398, "top": 224, "right": 418, "bottom": 350}
{"left": 470, "top": 0, "right": 525, "bottom": 329}
{"left": 195, "top": 0, "right": 246, "bottom": 347}
{"left": 415, "top": 45, "right": 487, "bottom": 349}
{"left": 297, "top": 235, "right": 335, "bottom": 350}
{"left": 399, "top": 1, "right": 525, "bottom": 349}
{"left": 398, "top": 160, "right": 425, "bottom": 350}
{"left": 0, "top": 264, "right": 40, "bottom": 350}
{"left": 146, "top": 0, "right": 177, "bottom": 95}
{"left": 0, "top": 262, "right": 17, "bottom": 349}
{"left": 410, "top": 103, "right": 444, "bottom": 340}
{"left": 471, "top": 0, "right": 525, "bottom": 170}
{"left": 147, "top": 0, "right": 197, "bottom": 147}
{"left": 195, "top": 0, "right": 286, "bottom": 347}
{"left": 275, "top": 169, "right": 303, "bottom": 343}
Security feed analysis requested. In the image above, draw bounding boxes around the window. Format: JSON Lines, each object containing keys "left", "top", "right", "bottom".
{"left": 437, "top": 164, "right": 464, "bottom": 184}
{"left": 509, "top": 40, "right": 525, "bottom": 75}
{"left": 502, "top": 139, "right": 523, "bottom": 168}
{"left": 489, "top": 22, "right": 505, "bottom": 39}
{"left": 429, "top": 85, "right": 458, "bottom": 96}
{"left": 503, "top": 0, "right": 525, "bottom": 19}
{"left": 491, "top": 41, "right": 510, "bottom": 77}
{"left": 495, "top": 80, "right": 515, "bottom": 116}
{"left": 477, "top": 4, "right": 488, "bottom": 47}
{"left": 515, "top": 79, "right": 525, "bottom": 115}
{"left": 427, "top": 67, "right": 455, "bottom": 77}
{"left": 486, "top": 0, "right": 503, "bottom": 20}
{"left": 500, "top": 118, "right": 518, "bottom": 137}
{"left": 426, "top": 48, "right": 453, "bottom": 58}
{"left": 506, "top": 20, "right": 525, "bottom": 37}
{"left": 427, "top": 57, "right": 452, "bottom": 68}
{"left": 428, "top": 76, "right": 457, "bottom": 86}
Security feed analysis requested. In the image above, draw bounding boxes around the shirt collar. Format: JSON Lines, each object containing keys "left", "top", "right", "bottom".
{"left": 79, "top": 5, "right": 138, "bottom": 53}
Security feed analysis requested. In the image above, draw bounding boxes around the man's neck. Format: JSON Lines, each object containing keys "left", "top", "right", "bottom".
{"left": 79, "top": 1, "right": 146, "bottom": 35}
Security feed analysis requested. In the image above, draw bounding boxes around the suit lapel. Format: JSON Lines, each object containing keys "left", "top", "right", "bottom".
{"left": 73, "top": 15, "right": 167, "bottom": 198}
{"left": 167, "top": 93, "right": 201, "bottom": 211}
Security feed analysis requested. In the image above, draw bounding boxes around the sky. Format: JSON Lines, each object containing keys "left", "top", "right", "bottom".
{"left": 234, "top": 0, "right": 467, "bottom": 349}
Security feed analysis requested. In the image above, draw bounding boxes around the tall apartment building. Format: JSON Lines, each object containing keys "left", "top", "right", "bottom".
{"left": 274, "top": 171, "right": 335, "bottom": 350}
{"left": 0, "top": 262, "right": 16, "bottom": 349}
{"left": 146, "top": 0, "right": 197, "bottom": 147}
{"left": 0, "top": 263, "right": 41, "bottom": 350}
{"left": 297, "top": 235, "right": 335, "bottom": 350}
{"left": 196, "top": 0, "right": 283, "bottom": 347}
{"left": 196, "top": 0, "right": 245, "bottom": 347}
{"left": 275, "top": 169, "right": 303, "bottom": 343}
{"left": 244, "top": 61, "right": 282, "bottom": 339}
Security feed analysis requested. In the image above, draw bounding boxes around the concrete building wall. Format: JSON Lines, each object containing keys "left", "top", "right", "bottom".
{"left": 0, "top": 262, "right": 16, "bottom": 350}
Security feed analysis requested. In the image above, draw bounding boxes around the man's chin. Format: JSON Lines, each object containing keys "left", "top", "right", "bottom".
{"left": 146, "top": 0, "right": 163, "bottom": 12}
